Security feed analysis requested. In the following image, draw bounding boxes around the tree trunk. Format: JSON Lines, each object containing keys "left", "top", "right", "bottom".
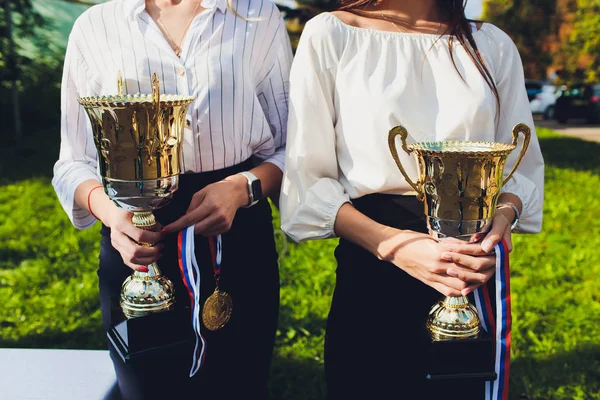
{"left": 4, "top": 0, "right": 22, "bottom": 141}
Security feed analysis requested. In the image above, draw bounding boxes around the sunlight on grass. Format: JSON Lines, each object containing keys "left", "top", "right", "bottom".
{"left": 1, "top": 127, "right": 599, "bottom": 399}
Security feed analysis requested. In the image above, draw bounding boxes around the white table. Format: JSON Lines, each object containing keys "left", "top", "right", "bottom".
{"left": 0, "top": 348, "right": 120, "bottom": 400}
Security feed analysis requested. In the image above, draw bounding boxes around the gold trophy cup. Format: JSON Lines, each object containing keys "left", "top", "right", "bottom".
{"left": 79, "top": 73, "right": 194, "bottom": 318}
{"left": 388, "top": 124, "right": 531, "bottom": 341}
{"left": 78, "top": 73, "right": 196, "bottom": 361}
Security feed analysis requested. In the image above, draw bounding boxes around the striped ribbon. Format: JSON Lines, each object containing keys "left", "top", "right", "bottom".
{"left": 177, "top": 226, "right": 205, "bottom": 377}
{"left": 177, "top": 227, "right": 224, "bottom": 377}
{"left": 474, "top": 239, "right": 512, "bottom": 400}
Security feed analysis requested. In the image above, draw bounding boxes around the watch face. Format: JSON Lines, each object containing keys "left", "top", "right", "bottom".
{"left": 251, "top": 179, "right": 262, "bottom": 201}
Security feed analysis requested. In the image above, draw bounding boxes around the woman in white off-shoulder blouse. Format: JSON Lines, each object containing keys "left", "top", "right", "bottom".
{"left": 280, "top": 0, "right": 544, "bottom": 398}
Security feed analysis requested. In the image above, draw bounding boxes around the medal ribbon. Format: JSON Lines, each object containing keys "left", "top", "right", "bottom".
{"left": 207, "top": 234, "right": 222, "bottom": 280}
{"left": 474, "top": 240, "right": 512, "bottom": 400}
{"left": 177, "top": 226, "right": 206, "bottom": 377}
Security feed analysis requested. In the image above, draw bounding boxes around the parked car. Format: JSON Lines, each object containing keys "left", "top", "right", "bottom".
{"left": 525, "top": 79, "right": 544, "bottom": 102}
{"left": 554, "top": 83, "right": 600, "bottom": 124}
{"left": 530, "top": 84, "right": 561, "bottom": 120}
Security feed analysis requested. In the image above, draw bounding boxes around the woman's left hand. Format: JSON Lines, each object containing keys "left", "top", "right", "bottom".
{"left": 479, "top": 205, "right": 515, "bottom": 253}
{"left": 438, "top": 204, "right": 517, "bottom": 295}
{"left": 162, "top": 174, "right": 249, "bottom": 236}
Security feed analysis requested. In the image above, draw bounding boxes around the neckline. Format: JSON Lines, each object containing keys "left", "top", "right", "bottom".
{"left": 323, "top": 12, "right": 487, "bottom": 39}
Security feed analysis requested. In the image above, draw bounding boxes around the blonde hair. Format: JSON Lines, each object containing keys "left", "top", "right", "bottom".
{"left": 226, "top": 0, "right": 263, "bottom": 22}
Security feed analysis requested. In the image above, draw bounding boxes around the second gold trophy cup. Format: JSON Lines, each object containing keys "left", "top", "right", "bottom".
{"left": 388, "top": 124, "right": 531, "bottom": 340}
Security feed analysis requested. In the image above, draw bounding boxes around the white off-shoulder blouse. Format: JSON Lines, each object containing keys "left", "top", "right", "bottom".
{"left": 280, "top": 12, "right": 544, "bottom": 242}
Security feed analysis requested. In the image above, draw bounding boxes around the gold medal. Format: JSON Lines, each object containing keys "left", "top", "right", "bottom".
{"left": 202, "top": 288, "right": 233, "bottom": 331}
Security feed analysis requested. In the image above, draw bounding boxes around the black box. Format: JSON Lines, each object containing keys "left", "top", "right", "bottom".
{"left": 107, "top": 301, "right": 195, "bottom": 364}
{"left": 425, "top": 330, "right": 497, "bottom": 382}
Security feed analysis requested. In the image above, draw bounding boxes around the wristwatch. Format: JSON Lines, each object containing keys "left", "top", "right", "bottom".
{"left": 238, "top": 171, "right": 262, "bottom": 208}
{"left": 497, "top": 202, "right": 520, "bottom": 231}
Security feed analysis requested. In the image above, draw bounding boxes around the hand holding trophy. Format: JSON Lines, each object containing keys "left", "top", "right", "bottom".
{"left": 78, "top": 73, "right": 195, "bottom": 361}
{"left": 388, "top": 123, "right": 531, "bottom": 380}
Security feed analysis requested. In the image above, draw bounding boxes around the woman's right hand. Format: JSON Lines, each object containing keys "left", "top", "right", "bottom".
{"left": 77, "top": 180, "right": 164, "bottom": 271}
{"left": 378, "top": 228, "right": 495, "bottom": 297}
{"left": 103, "top": 207, "right": 164, "bottom": 271}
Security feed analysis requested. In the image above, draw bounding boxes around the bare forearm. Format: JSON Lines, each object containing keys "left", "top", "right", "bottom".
{"left": 249, "top": 162, "right": 283, "bottom": 200}
{"left": 222, "top": 161, "right": 283, "bottom": 208}
{"left": 497, "top": 192, "right": 523, "bottom": 222}
{"left": 74, "top": 179, "right": 117, "bottom": 226}
{"left": 333, "top": 202, "right": 401, "bottom": 259}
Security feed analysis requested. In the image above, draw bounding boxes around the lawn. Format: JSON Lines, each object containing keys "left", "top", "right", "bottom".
{"left": 1, "top": 127, "right": 599, "bottom": 400}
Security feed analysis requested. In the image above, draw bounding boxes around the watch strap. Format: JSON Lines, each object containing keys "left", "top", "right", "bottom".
{"left": 238, "top": 171, "right": 260, "bottom": 208}
{"left": 497, "top": 202, "right": 520, "bottom": 231}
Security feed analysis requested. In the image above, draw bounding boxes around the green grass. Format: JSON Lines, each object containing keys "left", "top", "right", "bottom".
{"left": 1, "top": 127, "right": 599, "bottom": 399}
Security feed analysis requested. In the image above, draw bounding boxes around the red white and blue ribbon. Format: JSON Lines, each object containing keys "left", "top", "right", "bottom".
{"left": 474, "top": 239, "right": 512, "bottom": 400}
{"left": 177, "top": 228, "right": 224, "bottom": 377}
{"left": 177, "top": 226, "right": 206, "bottom": 377}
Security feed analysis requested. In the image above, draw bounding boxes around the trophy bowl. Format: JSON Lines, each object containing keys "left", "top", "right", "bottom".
{"left": 78, "top": 73, "right": 195, "bottom": 319}
{"left": 388, "top": 124, "right": 531, "bottom": 341}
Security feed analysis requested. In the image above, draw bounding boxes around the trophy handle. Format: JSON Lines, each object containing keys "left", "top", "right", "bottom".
{"left": 502, "top": 123, "right": 532, "bottom": 186}
{"left": 116, "top": 70, "right": 125, "bottom": 96}
{"left": 151, "top": 72, "right": 160, "bottom": 106}
{"left": 388, "top": 125, "right": 423, "bottom": 200}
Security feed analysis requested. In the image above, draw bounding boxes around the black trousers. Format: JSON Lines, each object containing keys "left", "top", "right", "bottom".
{"left": 98, "top": 160, "right": 280, "bottom": 400}
{"left": 325, "top": 194, "right": 485, "bottom": 400}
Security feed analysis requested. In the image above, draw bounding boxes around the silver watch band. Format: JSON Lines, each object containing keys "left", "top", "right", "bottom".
{"left": 238, "top": 171, "right": 259, "bottom": 208}
{"left": 496, "top": 202, "right": 520, "bottom": 231}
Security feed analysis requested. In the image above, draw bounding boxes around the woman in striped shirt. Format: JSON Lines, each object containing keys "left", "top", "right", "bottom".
{"left": 53, "top": 0, "right": 292, "bottom": 399}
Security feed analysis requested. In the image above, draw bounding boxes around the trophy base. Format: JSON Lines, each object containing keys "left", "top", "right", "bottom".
{"left": 107, "top": 303, "right": 195, "bottom": 364}
{"left": 425, "top": 330, "right": 496, "bottom": 382}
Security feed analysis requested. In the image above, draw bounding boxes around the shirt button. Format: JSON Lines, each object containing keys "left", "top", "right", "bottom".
{"left": 177, "top": 67, "right": 186, "bottom": 76}
{"left": 186, "top": 119, "right": 191, "bottom": 128}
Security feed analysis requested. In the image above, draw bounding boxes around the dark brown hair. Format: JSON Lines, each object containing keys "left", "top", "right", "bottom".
{"left": 337, "top": 0, "right": 501, "bottom": 117}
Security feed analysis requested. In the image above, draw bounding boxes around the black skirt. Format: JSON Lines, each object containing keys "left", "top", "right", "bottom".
{"left": 98, "top": 159, "right": 280, "bottom": 400}
{"left": 325, "top": 193, "right": 484, "bottom": 400}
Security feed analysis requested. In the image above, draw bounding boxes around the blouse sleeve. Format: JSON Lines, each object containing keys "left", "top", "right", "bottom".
{"left": 488, "top": 25, "right": 545, "bottom": 233}
{"left": 255, "top": 16, "right": 294, "bottom": 172}
{"left": 52, "top": 24, "right": 101, "bottom": 230}
{"left": 279, "top": 16, "right": 350, "bottom": 243}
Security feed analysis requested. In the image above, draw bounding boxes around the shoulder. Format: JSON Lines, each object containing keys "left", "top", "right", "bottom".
{"left": 475, "top": 23, "right": 525, "bottom": 81}
{"left": 294, "top": 13, "right": 346, "bottom": 68}
{"left": 300, "top": 12, "right": 347, "bottom": 44}
{"left": 74, "top": 0, "right": 121, "bottom": 26}
{"left": 70, "top": 1, "right": 122, "bottom": 41}
{"left": 478, "top": 22, "right": 519, "bottom": 54}
{"left": 246, "top": 0, "right": 282, "bottom": 21}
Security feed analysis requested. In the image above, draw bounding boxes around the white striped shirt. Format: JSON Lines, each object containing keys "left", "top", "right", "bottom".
{"left": 53, "top": 0, "right": 293, "bottom": 229}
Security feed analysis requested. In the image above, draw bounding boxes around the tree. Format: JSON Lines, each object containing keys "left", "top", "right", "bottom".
{"left": 483, "top": 0, "right": 561, "bottom": 80}
{"left": 0, "top": 0, "right": 43, "bottom": 140}
{"left": 483, "top": 0, "right": 600, "bottom": 84}
{"left": 556, "top": 0, "right": 600, "bottom": 82}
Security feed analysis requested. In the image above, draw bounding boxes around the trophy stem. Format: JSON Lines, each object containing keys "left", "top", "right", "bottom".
{"left": 443, "top": 295, "right": 471, "bottom": 308}
{"left": 426, "top": 295, "right": 480, "bottom": 341}
{"left": 120, "top": 211, "right": 176, "bottom": 319}
{"left": 132, "top": 262, "right": 162, "bottom": 278}
{"left": 130, "top": 211, "right": 165, "bottom": 277}
{"left": 131, "top": 211, "right": 158, "bottom": 231}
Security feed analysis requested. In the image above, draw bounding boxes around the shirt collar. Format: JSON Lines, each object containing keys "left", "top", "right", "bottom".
{"left": 124, "top": 0, "right": 146, "bottom": 20}
{"left": 123, "top": 0, "right": 228, "bottom": 20}
{"left": 201, "top": 0, "right": 228, "bottom": 13}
